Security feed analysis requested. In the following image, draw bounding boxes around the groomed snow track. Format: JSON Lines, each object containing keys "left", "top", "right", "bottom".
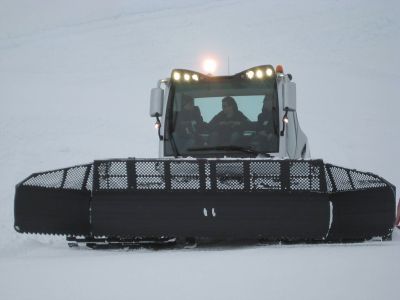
{"left": 14, "top": 159, "right": 396, "bottom": 244}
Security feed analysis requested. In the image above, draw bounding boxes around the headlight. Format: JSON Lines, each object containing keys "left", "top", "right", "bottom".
{"left": 173, "top": 72, "right": 181, "bottom": 81}
{"left": 246, "top": 70, "right": 254, "bottom": 79}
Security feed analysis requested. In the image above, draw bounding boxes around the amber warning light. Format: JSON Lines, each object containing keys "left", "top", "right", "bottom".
{"left": 276, "top": 65, "right": 284, "bottom": 73}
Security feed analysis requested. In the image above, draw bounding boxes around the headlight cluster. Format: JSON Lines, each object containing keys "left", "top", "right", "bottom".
{"left": 171, "top": 65, "right": 277, "bottom": 82}
{"left": 245, "top": 67, "right": 274, "bottom": 80}
{"left": 173, "top": 71, "right": 200, "bottom": 82}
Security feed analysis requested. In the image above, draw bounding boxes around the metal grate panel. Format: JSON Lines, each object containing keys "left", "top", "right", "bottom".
{"left": 324, "top": 167, "right": 333, "bottom": 192}
{"left": 24, "top": 170, "right": 64, "bottom": 189}
{"left": 289, "top": 161, "right": 321, "bottom": 191}
{"left": 97, "top": 161, "right": 128, "bottom": 190}
{"left": 329, "top": 166, "right": 352, "bottom": 191}
{"left": 20, "top": 159, "right": 390, "bottom": 194}
{"left": 170, "top": 161, "right": 200, "bottom": 190}
{"left": 349, "top": 170, "right": 387, "bottom": 189}
{"left": 135, "top": 161, "right": 165, "bottom": 190}
{"left": 64, "top": 166, "right": 87, "bottom": 190}
{"left": 250, "top": 161, "right": 281, "bottom": 190}
{"left": 22, "top": 164, "right": 91, "bottom": 191}
{"left": 86, "top": 166, "right": 93, "bottom": 191}
{"left": 215, "top": 162, "right": 244, "bottom": 190}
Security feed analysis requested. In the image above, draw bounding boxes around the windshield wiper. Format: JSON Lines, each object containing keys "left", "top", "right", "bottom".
{"left": 187, "top": 145, "right": 271, "bottom": 156}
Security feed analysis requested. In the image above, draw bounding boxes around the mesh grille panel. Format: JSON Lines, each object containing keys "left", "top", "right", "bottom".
{"left": 108, "top": 162, "right": 126, "bottom": 176}
{"left": 250, "top": 161, "right": 280, "bottom": 176}
{"left": 330, "top": 166, "right": 352, "bottom": 191}
{"left": 92, "top": 159, "right": 328, "bottom": 192}
{"left": 20, "top": 159, "right": 389, "bottom": 194}
{"left": 24, "top": 170, "right": 64, "bottom": 189}
{"left": 97, "top": 161, "right": 128, "bottom": 190}
{"left": 22, "top": 164, "right": 91, "bottom": 190}
{"left": 290, "top": 161, "right": 309, "bottom": 176}
{"left": 64, "top": 166, "right": 87, "bottom": 190}
{"left": 86, "top": 166, "right": 93, "bottom": 191}
{"left": 252, "top": 177, "right": 281, "bottom": 190}
{"left": 171, "top": 161, "right": 200, "bottom": 190}
{"left": 324, "top": 167, "right": 333, "bottom": 192}
{"left": 324, "top": 164, "right": 389, "bottom": 192}
{"left": 289, "top": 162, "right": 321, "bottom": 191}
{"left": 250, "top": 161, "right": 281, "bottom": 190}
{"left": 205, "top": 163, "right": 211, "bottom": 189}
{"left": 350, "top": 170, "right": 386, "bottom": 189}
{"left": 136, "top": 161, "right": 164, "bottom": 176}
{"left": 137, "top": 177, "right": 165, "bottom": 189}
{"left": 136, "top": 161, "right": 165, "bottom": 190}
{"left": 216, "top": 162, "right": 244, "bottom": 190}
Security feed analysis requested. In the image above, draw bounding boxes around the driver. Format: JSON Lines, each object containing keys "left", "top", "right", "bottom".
{"left": 252, "top": 95, "right": 279, "bottom": 152}
{"left": 173, "top": 94, "right": 205, "bottom": 150}
{"left": 257, "top": 95, "right": 278, "bottom": 139}
{"left": 208, "top": 96, "right": 250, "bottom": 146}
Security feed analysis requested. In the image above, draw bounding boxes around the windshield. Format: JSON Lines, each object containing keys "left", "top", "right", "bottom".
{"left": 166, "top": 76, "right": 279, "bottom": 157}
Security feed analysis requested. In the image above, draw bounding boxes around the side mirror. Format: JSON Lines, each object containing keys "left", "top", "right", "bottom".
{"left": 283, "top": 81, "right": 296, "bottom": 111}
{"left": 149, "top": 87, "right": 164, "bottom": 117}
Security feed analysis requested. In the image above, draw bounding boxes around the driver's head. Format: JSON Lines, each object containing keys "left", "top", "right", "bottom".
{"left": 222, "top": 96, "right": 238, "bottom": 117}
{"left": 182, "top": 94, "right": 195, "bottom": 111}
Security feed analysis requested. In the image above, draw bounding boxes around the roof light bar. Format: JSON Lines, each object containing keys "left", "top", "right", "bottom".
{"left": 244, "top": 66, "right": 275, "bottom": 80}
{"left": 172, "top": 70, "right": 204, "bottom": 82}
{"left": 171, "top": 65, "right": 277, "bottom": 82}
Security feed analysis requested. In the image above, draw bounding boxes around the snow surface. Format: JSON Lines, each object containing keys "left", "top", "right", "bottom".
{"left": 1, "top": 0, "right": 400, "bottom": 299}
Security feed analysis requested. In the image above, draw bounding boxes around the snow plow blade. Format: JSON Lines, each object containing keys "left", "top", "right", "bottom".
{"left": 14, "top": 159, "right": 396, "bottom": 242}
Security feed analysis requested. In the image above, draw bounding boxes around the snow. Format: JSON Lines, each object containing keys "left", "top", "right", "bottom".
{"left": 1, "top": 240, "right": 399, "bottom": 300}
{"left": 0, "top": 0, "right": 400, "bottom": 299}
